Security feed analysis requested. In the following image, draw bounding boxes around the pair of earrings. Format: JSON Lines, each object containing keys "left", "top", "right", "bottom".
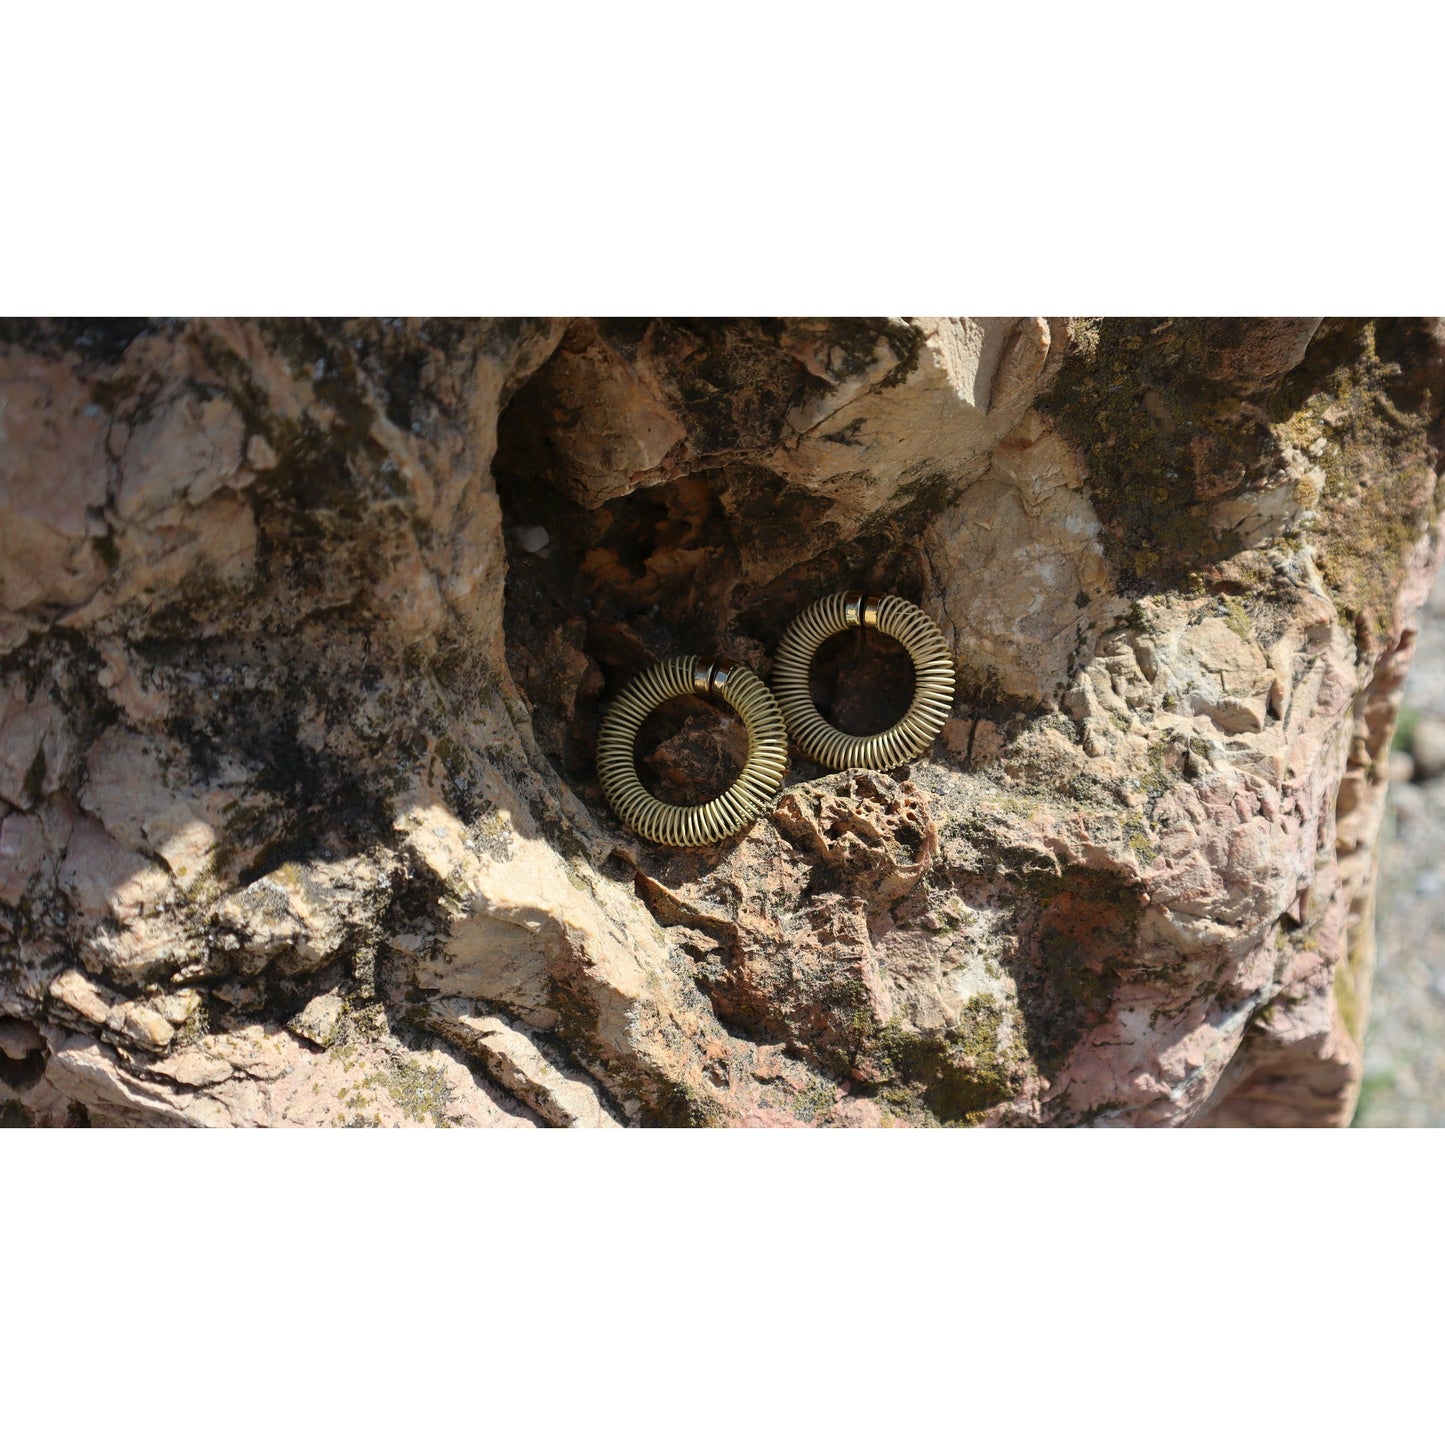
{"left": 596, "top": 592, "right": 955, "bottom": 847}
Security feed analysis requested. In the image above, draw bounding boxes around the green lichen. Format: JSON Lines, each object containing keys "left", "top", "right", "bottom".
{"left": 790, "top": 1080, "right": 838, "bottom": 1123}
{"left": 1041, "top": 319, "right": 1264, "bottom": 586}
{"left": 432, "top": 735, "right": 467, "bottom": 780}
{"left": 643, "top": 1077, "right": 728, "bottom": 1128}
{"left": 1333, "top": 932, "right": 1371, "bottom": 1049}
{"left": 171, "top": 997, "right": 210, "bottom": 1050}
{"left": 359, "top": 1056, "right": 454, "bottom": 1128}
{"left": 1124, "top": 817, "right": 1160, "bottom": 863}
{"left": 1220, "top": 595, "right": 1253, "bottom": 640}
{"left": 1041, "top": 318, "right": 1441, "bottom": 610}
{"left": 1136, "top": 736, "right": 1172, "bottom": 802}
{"left": 869, "top": 996, "right": 1031, "bottom": 1126}
{"left": 1011, "top": 865, "right": 1146, "bottom": 1073}
{"left": 271, "top": 860, "right": 305, "bottom": 889}
{"left": 1268, "top": 321, "right": 1442, "bottom": 643}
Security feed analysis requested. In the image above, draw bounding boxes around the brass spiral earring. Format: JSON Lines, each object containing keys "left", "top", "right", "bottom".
{"left": 596, "top": 656, "right": 788, "bottom": 846}
{"left": 772, "top": 593, "right": 955, "bottom": 772}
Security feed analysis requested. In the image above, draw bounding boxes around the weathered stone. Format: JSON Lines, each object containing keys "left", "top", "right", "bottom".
{"left": 0, "top": 812, "right": 46, "bottom": 905}
{"left": 41, "top": 1033, "right": 198, "bottom": 1127}
{"left": 152, "top": 990, "right": 200, "bottom": 1026}
{"left": 0, "top": 1018, "right": 44, "bottom": 1060}
{"left": 107, "top": 1001, "right": 175, "bottom": 1052}
{"left": 1, "top": 317, "right": 1439, "bottom": 1128}
{"left": 0, "top": 678, "right": 73, "bottom": 809}
{"left": 7, "top": 1021, "right": 537, "bottom": 1129}
{"left": 48, "top": 968, "right": 116, "bottom": 1027}
{"left": 0, "top": 350, "right": 111, "bottom": 616}
{"left": 147, "top": 1049, "right": 235, "bottom": 1088}
{"left": 428, "top": 1002, "right": 620, "bottom": 1128}
{"left": 287, "top": 992, "right": 344, "bottom": 1048}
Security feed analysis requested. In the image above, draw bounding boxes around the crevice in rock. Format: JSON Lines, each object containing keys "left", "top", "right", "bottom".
{"left": 494, "top": 370, "right": 948, "bottom": 839}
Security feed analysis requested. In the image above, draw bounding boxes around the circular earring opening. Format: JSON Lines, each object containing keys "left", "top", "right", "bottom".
{"left": 634, "top": 693, "right": 748, "bottom": 806}
{"left": 771, "top": 594, "right": 954, "bottom": 772}
{"left": 807, "top": 627, "right": 916, "bottom": 737}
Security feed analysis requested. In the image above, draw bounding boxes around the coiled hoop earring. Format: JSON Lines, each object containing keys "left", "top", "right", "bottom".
{"left": 596, "top": 655, "right": 788, "bottom": 846}
{"left": 772, "top": 592, "right": 955, "bottom": 772}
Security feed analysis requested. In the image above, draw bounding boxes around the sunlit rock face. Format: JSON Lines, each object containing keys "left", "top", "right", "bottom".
{"left": 2, "top": 317, "right": 1440, "bottom": 1127}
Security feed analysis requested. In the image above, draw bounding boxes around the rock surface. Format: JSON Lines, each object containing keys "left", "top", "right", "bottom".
{"left": 2, "top": 317, "right": 1441, "bottom": 1127}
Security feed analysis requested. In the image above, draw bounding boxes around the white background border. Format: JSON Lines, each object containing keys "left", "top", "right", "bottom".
{"left": 4, "top": 3, "right": 1442, "bottom": 1436}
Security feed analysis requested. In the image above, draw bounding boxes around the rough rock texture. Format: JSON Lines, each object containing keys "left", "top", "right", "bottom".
{"left": 2, "top": 317, "right": 1441, "bottom": 1127}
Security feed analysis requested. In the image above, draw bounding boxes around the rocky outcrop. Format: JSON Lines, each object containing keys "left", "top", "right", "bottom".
{"left": 2, "top": 317, "right": 1440, "bottom": 1127}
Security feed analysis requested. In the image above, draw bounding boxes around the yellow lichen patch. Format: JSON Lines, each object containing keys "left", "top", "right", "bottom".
{"left": 359, "top": 1056, "right": 454, "bottom": 1128}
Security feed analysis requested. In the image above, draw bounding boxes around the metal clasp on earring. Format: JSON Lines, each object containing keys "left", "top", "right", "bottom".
{"left": 842, "top": 592, "right": 882, "bottom": 629}
{"left": 693, "top": 655, "right": 738, "bottom": 698}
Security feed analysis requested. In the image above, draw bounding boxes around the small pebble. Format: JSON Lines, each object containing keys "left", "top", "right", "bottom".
{"left": 511, "top": 524, "right": 549, "bottom": 554}
{"left": 246, "top": 434, "right": 278, "bottom": 470}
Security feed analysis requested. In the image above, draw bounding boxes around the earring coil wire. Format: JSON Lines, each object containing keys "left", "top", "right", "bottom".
{"left": 772, "top": 593, "right": 954, "bottom": 772}
{"left": 596, "top": 655, "right": 788, "bottom": 846}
